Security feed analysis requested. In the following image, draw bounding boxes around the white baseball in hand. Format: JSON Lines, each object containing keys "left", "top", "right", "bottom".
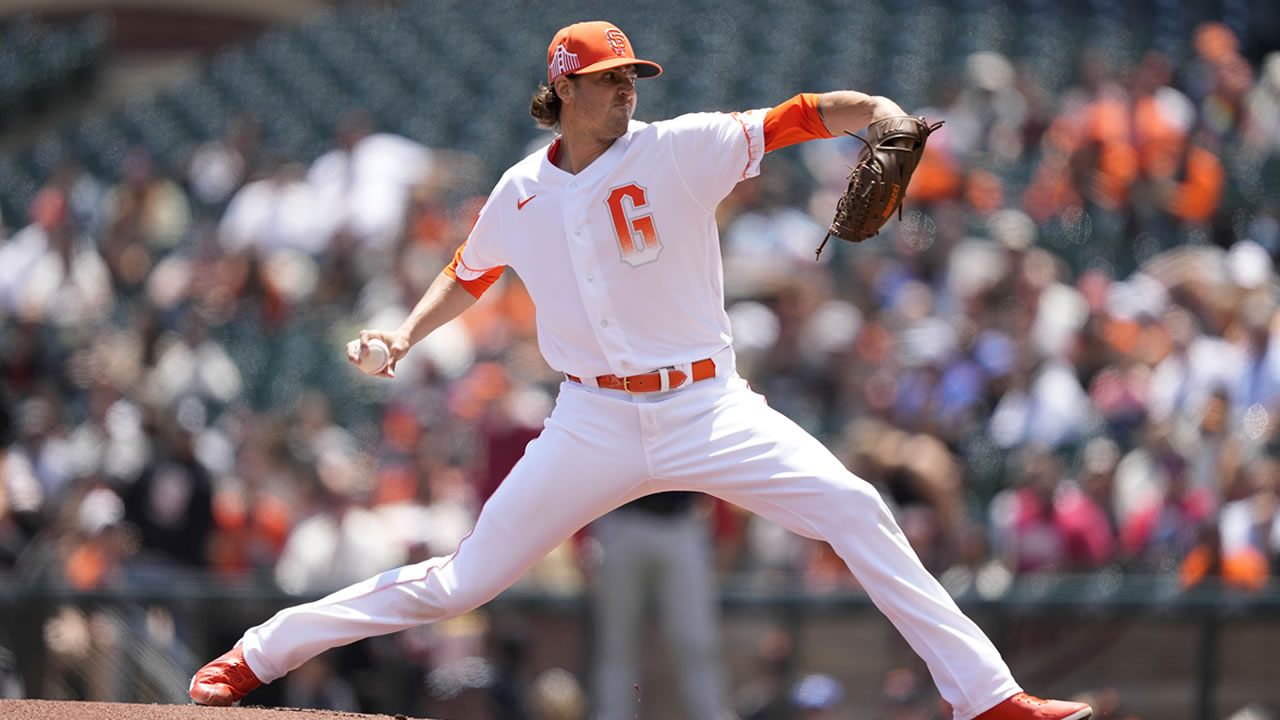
{"left": 358, "top": 338, "right": 391, "bottom": 375}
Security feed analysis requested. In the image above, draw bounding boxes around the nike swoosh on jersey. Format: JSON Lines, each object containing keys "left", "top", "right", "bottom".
{"left": 517, "top": 195, "right": 536, "bottom": 210}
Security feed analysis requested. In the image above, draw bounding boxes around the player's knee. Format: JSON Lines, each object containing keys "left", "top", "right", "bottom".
{"left": 399, "top": 567, "right": 490, "bottom": 620}
{"left": 837, "top": 476, "right": 893, "bottom": 520}
{"left": 402, "top": 590, "right": 475, "bottom": 621}
{"left": 435, "top": 593, "right": 474, "bottom": 618}
{"left": 434, "top": 585, "right": 493, "bottom": 618}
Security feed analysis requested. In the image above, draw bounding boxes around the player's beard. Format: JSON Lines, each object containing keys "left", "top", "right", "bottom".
{"left": 602, "top": 100, "right": 633, "bottom": 138}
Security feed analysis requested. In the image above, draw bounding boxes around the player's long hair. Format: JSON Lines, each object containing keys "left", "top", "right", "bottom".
{"left": 530, "top": 82, "right": 561, "bottom": 130}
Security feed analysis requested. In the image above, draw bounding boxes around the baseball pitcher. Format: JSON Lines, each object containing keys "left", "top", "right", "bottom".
{"left": 191, "top": 21, "right": 1091, "bottom": 720}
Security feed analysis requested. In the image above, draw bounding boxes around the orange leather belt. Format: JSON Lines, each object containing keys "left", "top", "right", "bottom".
{"left": 567, "top": 358, "right": 716, "bottom": 394}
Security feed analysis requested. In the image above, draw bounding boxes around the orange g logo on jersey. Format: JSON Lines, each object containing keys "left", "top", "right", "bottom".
{"left": 604, "top": 29, "right": 628, "bottom": 57}
{"left": 606, "top": 183, "right": 663, "bottom": 267}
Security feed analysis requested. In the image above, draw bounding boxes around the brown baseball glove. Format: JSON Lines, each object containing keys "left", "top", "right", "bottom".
{"left": 816, "top": 115, "right": 944, "bottom": 258}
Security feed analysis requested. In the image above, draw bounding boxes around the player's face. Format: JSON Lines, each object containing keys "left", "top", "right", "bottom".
{"left": 567, "top": 65, "right": 638, "bottom": 139}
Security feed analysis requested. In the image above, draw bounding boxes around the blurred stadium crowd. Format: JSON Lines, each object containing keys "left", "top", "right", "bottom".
{"left": 2, "top": 5, "right": 1280, "bottom": 719}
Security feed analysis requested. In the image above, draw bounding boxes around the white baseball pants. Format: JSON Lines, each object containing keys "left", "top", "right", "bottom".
{"left": 238, "top": 371, "right": 1021, "bottom": 719}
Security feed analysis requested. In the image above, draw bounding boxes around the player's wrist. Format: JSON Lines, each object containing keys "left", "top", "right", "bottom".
{"left": 388, "top": 328, "right": 414, "bottom": 353}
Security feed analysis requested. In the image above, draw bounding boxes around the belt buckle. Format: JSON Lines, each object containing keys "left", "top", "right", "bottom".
{"left": 622, "top": 375, "right": 641, "bottom": 394}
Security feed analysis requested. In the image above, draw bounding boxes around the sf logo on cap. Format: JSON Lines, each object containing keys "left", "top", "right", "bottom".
{"left": 605, "top": 29, "right": 627, "bottom": 56}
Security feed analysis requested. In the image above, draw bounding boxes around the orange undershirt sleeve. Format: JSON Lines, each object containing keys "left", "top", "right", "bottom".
{"left": 443, "top": 242, "right": 505, "bottom": 299}
{"left": 763, "top": 93, "right": 834, "bottom": 152}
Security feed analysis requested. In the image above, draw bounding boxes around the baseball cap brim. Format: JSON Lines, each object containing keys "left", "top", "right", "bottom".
{"left": 573, "top": 56, "right": 663, "bottom": 79}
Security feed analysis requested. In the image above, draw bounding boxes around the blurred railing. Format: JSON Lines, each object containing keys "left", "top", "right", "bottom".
{"left": 2, "top": 574, "right": 1279, "bottom": 719}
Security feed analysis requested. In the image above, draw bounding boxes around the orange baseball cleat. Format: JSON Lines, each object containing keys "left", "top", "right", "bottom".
{"left": 188, "top": 646, "right": 262, "bottom": 706}
{"left": 974, "top": 692, "right": 1093, "bottom": 720}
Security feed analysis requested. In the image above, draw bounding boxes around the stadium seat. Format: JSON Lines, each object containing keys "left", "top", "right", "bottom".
{"left": 0, "top": 157, "right": 39, "bottom": 226}
{"left": 1, "top": 0, "right": 1275, "bottom": 223}
{"left": 166, "top": 82, "right": 236, "bottom": 143}
{"left": 72, "top": 115, "right": 130, "bottom": 179}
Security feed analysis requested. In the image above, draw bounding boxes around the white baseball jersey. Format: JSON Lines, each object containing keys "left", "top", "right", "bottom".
{"left": 451, "top": 111, "right": 766, "bottom": 379}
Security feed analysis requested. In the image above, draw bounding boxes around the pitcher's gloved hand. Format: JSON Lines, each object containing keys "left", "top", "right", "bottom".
{"left": 816, "top": 115, "right": 944, "bottom": 258}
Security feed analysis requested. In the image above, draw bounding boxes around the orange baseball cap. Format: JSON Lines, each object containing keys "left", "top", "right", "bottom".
{"left": 546, "top": 21, "right": 662, "bottom": 85}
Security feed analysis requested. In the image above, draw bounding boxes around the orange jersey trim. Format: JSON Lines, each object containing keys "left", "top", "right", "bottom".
{"left": 728, "top": 111, "right": 762, "bottom": 180}
{"left": 763, "top": 93, "right": 833, "bottom": 152}
{"left": 444, "top": 241, "right": 504, "bottom": 299}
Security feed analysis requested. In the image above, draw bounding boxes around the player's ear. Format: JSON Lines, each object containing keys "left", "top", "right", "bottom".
{"left": 553, "top": 75, "right": 574, "bottom": 103}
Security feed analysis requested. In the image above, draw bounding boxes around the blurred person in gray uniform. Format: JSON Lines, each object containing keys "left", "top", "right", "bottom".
{"left": 588, "top": 491, "right": 729, "bottom": 720}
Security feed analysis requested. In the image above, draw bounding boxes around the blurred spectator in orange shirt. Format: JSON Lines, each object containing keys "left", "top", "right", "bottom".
{"left": 1179, "top": 522, "right": 1267, "bottom": 593}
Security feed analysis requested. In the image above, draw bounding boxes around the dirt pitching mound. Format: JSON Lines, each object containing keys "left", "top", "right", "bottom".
{"left": 0, "top": 700, "right": 438, "bottom": 720}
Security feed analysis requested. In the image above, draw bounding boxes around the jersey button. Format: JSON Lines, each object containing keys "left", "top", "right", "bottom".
{"left": 569, "top": 182, "right": 577, "bottom": 190}
{"left": 600, "top": 320, "right": 609, "bottom": 328}
{"left": 586, "top": 274, "right": 593, "bottom": 282}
